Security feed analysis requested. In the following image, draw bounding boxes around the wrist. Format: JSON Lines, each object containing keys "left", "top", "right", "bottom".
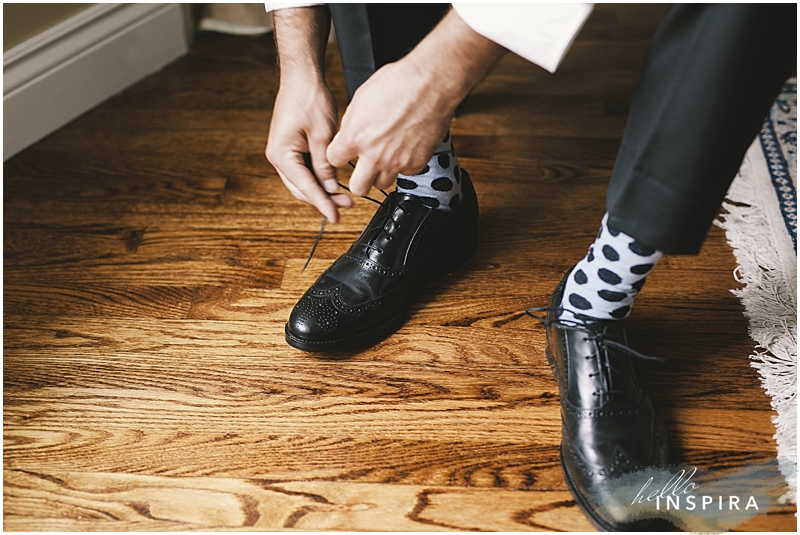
{"left": 404, "top": 9, "right": 506, "bottom": 112}
{"left": 279, "top": 67, "right": 326, "bottom": 89}
{"left": 274, "top": 6, "right": 330, "bottom": 85}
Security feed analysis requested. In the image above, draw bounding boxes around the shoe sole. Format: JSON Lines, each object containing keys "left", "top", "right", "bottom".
{"left": 285, "top": 304, "right": 410, "bottom": 353}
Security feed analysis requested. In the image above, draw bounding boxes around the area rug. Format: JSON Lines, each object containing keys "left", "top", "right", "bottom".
{"left": 716, "top": 77, "right": 797, "bottom": 503}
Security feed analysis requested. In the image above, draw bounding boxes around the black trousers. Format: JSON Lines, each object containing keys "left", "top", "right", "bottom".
{"left": 330, "top": 4, "right": 796, "bottom": 254}
{"left": 607, "top": 4, "right": 796, "bottom": 254}
{"left": 329, "top": 4, "right": 449, "bottom": 101}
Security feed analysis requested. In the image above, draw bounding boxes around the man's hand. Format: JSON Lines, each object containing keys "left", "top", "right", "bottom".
{"left": 265, "top": 7, "right": 352, "bottom": 223}
{"left": 267, "top": 77, "right": 352, "bottom": 222}
{"left": 326, "top": 59, "right": 454, "bottom": 197}
{"left": 327, "top": 9, "right": 506, "bottom": 197}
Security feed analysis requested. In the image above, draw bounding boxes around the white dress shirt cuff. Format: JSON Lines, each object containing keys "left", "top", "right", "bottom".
{"left": 452, "top": 3, "right": 593, "bottom": 73}
{"left": 264, "top": 3, "right": 322, "bottom": 13}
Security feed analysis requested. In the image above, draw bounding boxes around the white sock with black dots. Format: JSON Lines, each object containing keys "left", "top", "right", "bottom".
{"left": 560, "top": 214, "right": 663, "bottom": 321}
{"left": 395, "top": 131, "right": 463, "bottom": 211}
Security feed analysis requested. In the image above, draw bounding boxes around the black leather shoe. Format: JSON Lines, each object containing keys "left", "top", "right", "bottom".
{"left": 285, "top": 170, "right": 479, "bottom": 352}
{"left": 542, "top": 269, "right": 669, "bottom": 531}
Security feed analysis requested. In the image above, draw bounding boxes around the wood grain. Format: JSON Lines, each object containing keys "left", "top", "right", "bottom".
{"left": 4, "top": 4, "right": 795, "bottom": 531}
{"left": 3, "top": 470, "right": 596, "bottom": 531}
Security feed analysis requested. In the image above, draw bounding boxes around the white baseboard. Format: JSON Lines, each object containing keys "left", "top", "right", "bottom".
{"left": 3, "top": 3, "right": 190, "bottom": 161}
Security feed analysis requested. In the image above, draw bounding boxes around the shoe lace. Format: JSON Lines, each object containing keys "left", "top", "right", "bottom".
{"left": 525, "top": 306, "right": 665, "bottom": 401}
{"left": 301, "top": 161, "right": 410, "bottom": 272}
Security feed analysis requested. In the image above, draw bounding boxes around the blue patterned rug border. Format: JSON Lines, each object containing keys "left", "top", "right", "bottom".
{"left": 758, "top": 82, "right": 797, "bottom": 252}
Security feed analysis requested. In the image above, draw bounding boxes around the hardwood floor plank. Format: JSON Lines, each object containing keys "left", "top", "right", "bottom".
{"left": 4, "top": 256, "right": 283, "bottom": 288}
{"left": 4, "top": 431, "right": 568, "bottom": 489}
{"left": 5, "top": 428, "right": 781, "bottom": 494}
{"left": 5, "top": 469, "right": 793, "bottom": 532}
{"left": 2, "top": 470, "right": 598, "bottom": 531}
{"left": 3, "top": 284, "right": 194, "bottom": 319}
{"left": 3, "top": 389, "right": 778, "bottom": 451}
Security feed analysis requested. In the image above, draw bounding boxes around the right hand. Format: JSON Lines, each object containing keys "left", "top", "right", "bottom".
{"left": 327, "top": 59, "right": 456, "bottom": 197}
{"left": 265, "top": 78, "right": 353, "bottom": 223}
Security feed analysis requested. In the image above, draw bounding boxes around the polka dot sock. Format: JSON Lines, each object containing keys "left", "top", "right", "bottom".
{"left": 395, "top": 131, "right": 463, "bottom": 211}
{"left": 560, "top": 214, "right": 663, "bottom": 321}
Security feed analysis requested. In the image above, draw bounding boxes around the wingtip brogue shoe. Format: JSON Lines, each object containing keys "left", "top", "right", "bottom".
{"left": 544, "top": 268, "right": 670, "bottom": 531}
{"left": 285, "top": 170, "right": 479, "bottom": 352}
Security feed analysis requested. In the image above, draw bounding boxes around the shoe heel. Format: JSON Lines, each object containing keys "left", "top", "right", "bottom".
{"left": 441, "top": 219, "right": 479, "bottom": 273}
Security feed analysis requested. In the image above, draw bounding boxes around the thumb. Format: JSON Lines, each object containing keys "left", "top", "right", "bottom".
{"left": 326, "top": 132, "right": 353, "bottom": 169}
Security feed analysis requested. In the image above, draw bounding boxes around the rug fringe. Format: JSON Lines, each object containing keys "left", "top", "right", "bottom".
{"left": 717, "top": 160, "right": 798, "bottom": 504}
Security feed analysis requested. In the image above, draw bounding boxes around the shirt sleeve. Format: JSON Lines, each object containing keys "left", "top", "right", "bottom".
{"left": 264, "top": 3, "right": 322, "bottom": 13}
{"left": 451, "top": 3, "right": 594, "bottom": 73}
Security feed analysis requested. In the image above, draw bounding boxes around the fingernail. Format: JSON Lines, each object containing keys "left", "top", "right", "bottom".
{"left": 323, "top": 179, "right": 338, "bottom": 194}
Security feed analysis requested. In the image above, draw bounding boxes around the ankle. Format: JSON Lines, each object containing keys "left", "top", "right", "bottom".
{"left": 560, "top": 214, "right": 662, "bottom": 321}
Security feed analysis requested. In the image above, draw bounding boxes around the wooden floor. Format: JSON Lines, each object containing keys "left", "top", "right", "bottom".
{"left": 4, "top": 5, "right": 795, "bottom": 531}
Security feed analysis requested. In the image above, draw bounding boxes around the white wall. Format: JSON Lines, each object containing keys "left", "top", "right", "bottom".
{"left": 3, "top": 3, "right": 192, "bottom": 160}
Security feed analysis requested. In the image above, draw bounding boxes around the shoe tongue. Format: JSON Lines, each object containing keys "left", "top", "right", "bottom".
{"left": 350, "top": 192, "right": 433, "bottom": 269}
{"left": 389, "top": 190, "right": 436, "bottom": 210}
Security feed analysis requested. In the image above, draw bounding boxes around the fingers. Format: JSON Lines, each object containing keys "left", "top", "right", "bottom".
{"left": 275, "top": 155, "right": 342, "bottom": 223}
{"left": 279, "top": 171, "right": 352, "bottom": 208}
{"left": 374, "top": 170, "right": 398, "bottom": 192}
{"left": 328, "top": 131, "right": 367, "bottom": 194}
{"left": 326, "top": 131, "right": 354, "bottom": 170}
{"left": 276, "top": 161, "right": 353, "bottom": 217}
{"left": 330, "top": 193, "right": 354, "bottom": 208}
{"left": 347, "top": 157, "right": 382, "bottom": 197}
{"left": 329, "top": 141, "right": 399, "bottom": 196}
{"left": 308, "top": 133, "right": 338, "bottom": 194}
{"left": 327, "top": 124, "right": 406, "bottom": 197}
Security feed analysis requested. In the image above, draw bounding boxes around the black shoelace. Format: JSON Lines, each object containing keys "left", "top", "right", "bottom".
{"left": 526, "top": 306, "right": 665, "bottom": 401}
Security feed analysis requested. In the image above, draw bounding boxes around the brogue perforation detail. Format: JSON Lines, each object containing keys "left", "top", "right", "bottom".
{"left": 343, "top": 253, "right": 408, "bottom": 277}
{"left": 604, "top": 447, "right": 636, "bottom": 478}
{"left": 563, "top": 401, "right": 642, "bottom": 419}
{"left": 328, "top": 285, "right": 382, "bottom": 315}
{"left": 301, "top": 285, "right": 384, "bottom": 316}
{"left": 293, "top": 295, "right": 339, "bottom": 333}
{"left": 567, "top": 441, "right": 595, "bottom": 478}
{"left": 308, "top": 285, "right": 342, "bottom": 297}
{"left": 331, "top": 296, "right": 382, "bottom": 316}
{"left": 650, "top": 413, "right": 664, "bottom": 459}
{"left": 568, "top": 441, "right": 638, "bottom": 481}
